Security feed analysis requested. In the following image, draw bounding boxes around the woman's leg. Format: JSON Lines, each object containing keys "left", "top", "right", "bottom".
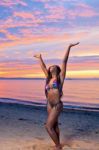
{"left": 47, "top": 102, "right": 60, "bottom": 142}
{"left": 45, "top": 104, "right": 62, "bottom": 148}
{"left": 54, "top": 102, "right": 63, "bottom": 149}
{"left": 47, "top": 101, "right": 52, "bottom": 116}
{"left": 54, "top": 121, "right": 60, "bottom": 142}
{"left": 46, "top": 102, "right": 59, "bottom": 144}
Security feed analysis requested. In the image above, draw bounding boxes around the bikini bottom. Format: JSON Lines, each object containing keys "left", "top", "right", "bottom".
{"left": 47, "top": 100, "right": 63, "bottom": 111}
{"left": 44, "top": 101, "right": 63, "bottom": 126}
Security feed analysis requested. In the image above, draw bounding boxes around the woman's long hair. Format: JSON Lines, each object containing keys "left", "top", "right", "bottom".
{"left": 45, "top": 65, "right": 63, "bottom": 99}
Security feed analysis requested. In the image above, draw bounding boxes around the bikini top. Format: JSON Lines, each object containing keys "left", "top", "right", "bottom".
{"left": 45, "top": 79, "right": 58, "bottom": 91}
{"left": 45, "top": 78, "right": 63, "bottom": 97}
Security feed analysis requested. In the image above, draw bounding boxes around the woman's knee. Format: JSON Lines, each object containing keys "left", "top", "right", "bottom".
{"left": 45, "top": 122, "right": 50, "bottom": 129}
{"left": 45, "top": 122, "right": 53, "bottom": 131}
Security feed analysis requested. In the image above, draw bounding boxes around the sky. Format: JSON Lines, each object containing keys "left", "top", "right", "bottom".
{"left": 0, "top": 0, "right": 99, "bottom": 78}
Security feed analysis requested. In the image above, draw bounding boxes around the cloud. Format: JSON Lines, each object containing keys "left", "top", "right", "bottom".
{"left": 44, "top": 4, "right": 65, "bottom": 21}
{"left": 0, "top": 0, "right": 27, "bottom": 7}
{"left": 65, "top": 2, "right": 99, "bottom": 19}
{"left": 0, "top": 0, "right": 99, "bottom": 78}
{"left": 0, "top": 55, "right": 99, "bottom": 78}
{"left": 71, "top": 3, "right": 99, "bottom": 18}
{"left": 13, "top": 12, "right": 34, "bottom": 19}
{"left": 43, "top": 1, "right": 99, "bottom": 23}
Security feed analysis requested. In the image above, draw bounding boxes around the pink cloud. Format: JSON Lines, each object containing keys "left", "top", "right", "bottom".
{"left": 34, "top": 0, "right": 51, "bottom": 2}
{"left": 0, "top": 27, "right": 98, "bottom": 51}
{"left": 0, "top": 0, "right": 27, "bottom": 7}
{"left": 0, "top": 29, "right": 19, "bottom": 42}
{"left": 45, "top": 4, "right": 65, "bottom": 21}
{"left": 44, "top": 2, "right": 99, "bottom": 21}
{"left": 0, "top": 29, "right": 8, "bottom": 34}
{"left": 67, "top": 2, "right": 99, "bottom": 19}
{"left": 13, "top": 12, "right": 34, "bottom": 19}
{"left": 42, "top": 27, "right": 61, "bottom": 33}
{"left": 0, "top": 56, "right": 99, "bottom": 78}
{"left": 0, "top": 15, "right": 43, "bottom": 30}
{"left": 68, "top": 62, "right": 99, "bottom": 71}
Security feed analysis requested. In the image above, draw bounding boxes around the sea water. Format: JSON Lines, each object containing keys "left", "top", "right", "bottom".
{"left": 0, "top": 79, "right": 99, "bottom": 111}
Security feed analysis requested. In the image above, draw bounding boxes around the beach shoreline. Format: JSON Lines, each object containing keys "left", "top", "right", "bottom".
{"left": 0, "top": 100, "right": 99, "bottom": 150}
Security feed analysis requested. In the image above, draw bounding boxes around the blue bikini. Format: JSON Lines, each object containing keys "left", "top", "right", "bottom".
{"left": 45, "top": 79, "right": 63, "bottom": 108}
{"left": 45, "top": 79, "right": 58, "bottom": 91}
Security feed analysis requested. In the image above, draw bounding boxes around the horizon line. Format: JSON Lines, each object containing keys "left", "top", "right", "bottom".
{"left": 0, "top": 77, "right": 99, "bottom": 80}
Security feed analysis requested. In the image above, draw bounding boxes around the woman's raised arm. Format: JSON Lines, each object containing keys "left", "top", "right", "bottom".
{"left": 60, "top": 42, "right": 79, "bottom": 85}
{"left": 33, "top": 54, "right": 48, "bottom": 77}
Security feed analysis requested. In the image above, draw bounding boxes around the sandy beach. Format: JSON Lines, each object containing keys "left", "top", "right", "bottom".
{"left": 0, "top": 100, "right": 99, "bottom": 150}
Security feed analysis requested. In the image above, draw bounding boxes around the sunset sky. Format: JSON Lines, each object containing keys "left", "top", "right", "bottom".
{"left": 0, "top": 0, "right": 99, "bottom": 78}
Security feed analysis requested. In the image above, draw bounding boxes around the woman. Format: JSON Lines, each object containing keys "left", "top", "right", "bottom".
{"left": 34, "top": 42, "right": 79, "bottom": 150}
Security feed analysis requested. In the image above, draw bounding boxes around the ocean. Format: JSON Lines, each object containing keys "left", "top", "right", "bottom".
{"left": 0, "top": 79, "right": 99, "bottom": 111}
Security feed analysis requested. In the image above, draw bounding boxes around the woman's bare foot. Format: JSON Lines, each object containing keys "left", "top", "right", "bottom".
{"left": 54, "top": 144, "right": 62, "bottom": 150}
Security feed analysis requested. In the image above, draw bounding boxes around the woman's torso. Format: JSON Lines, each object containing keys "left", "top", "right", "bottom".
{"left": 45, "top": 77, "right": 63, "bottom": 105}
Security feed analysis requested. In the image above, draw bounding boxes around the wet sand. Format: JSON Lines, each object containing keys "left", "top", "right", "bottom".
{"left": 0, "top": 101, "right": 99, "bottom": 150}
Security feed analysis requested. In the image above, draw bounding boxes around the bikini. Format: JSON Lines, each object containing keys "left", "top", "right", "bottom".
{"left": 45, "top": 79, "right": 59, "bottom": 91}
{"left": 45, "top": 79, "right": 63, "bottom": 109}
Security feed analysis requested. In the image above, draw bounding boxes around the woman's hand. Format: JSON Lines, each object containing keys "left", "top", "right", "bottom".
{"left": 33, "top": 54, "right": 42, "bottom": 59}
{"left": 69, "top": 42, "right": 80, "bottom": 47}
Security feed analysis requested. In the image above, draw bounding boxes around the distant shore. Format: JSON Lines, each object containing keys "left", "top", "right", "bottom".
{"left": 0, "top": 77, "right": 99, "bottom": 80}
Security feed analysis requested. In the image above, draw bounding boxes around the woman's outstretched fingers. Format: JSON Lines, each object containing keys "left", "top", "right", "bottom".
{"left": 74, "top": 42, "right": 79, "bottom": 45}
{"left": 33, "top": 54, "right": 41, "bottom": 58}
{"left": 69, "top": 42, "right": 80, "bottom": 47}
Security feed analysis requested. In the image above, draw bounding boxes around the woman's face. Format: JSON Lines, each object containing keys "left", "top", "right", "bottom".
{"left": 49, "top": 65, "right": 57, "bottom": 74}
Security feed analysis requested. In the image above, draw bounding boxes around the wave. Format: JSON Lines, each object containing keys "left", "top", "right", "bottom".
{"left": 0, "top": 97, "right": 99, "bottom": 112}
